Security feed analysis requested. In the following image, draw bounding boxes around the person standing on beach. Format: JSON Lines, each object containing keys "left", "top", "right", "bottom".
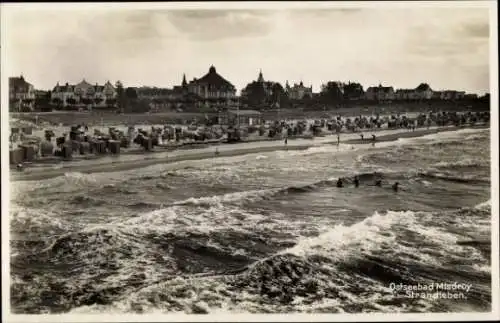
{"left": 354, "top": 176, "right": 360, "bottom": 187}
{"left": 284, "top": 137, "right": 288, "bottom": 146}
{"left": 360, "top": 134, "right": 364, "bottom": 141}
{"left": 337, "top": 134, "right": 340, "bottom": 145}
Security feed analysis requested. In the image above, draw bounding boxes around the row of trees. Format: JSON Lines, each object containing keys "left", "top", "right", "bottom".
{"left": 240, "top": 81, "right": 366, "bottom": 110}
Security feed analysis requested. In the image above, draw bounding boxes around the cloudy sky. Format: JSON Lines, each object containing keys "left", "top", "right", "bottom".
{"left": 2, "top": 3, "right": 492, "bottom": 94}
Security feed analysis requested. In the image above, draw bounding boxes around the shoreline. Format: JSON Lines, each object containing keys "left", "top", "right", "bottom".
{"left": 343, "top": 124, "right": 487, "bottom": 144}
{"left": 10, "top": 125, "right": 488, "bottom": 182}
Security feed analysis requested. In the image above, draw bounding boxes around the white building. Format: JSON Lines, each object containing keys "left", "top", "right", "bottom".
{"left": 365, "top": 84, "right": 395, "bottom": 101}
{"left": 51, "top": 79, "right": 117, "bottom": 107}
{"left": 286, "top": 81, "right": 313, "bottom": 100}
{"left": 414, "top": 83, "right": 433, "bottom": 100}
{"left": 186, "top": 66, "right": 237, "bottom": 100}
{"left": 9, "top": 75, "right": 36, "bottom": 110}
{"left": 441, "top": 90, "right": 466, "bottom": 100}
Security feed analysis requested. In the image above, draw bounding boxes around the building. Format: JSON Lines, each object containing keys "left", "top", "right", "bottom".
{"left": 186, "top": 66, "right": 237, "bottom": 100}
{"left": 9, "top": 75, "right": 36, "bottom": 110}
{"left": 464, "top": 93, "right": 479, "bottom": 100}
{"left": 241, "top": 70, "right": 276, "bottom": 98}
{"left": 414, "top": 83, "right": 433, "bottom": 100}
{"left": 365, "top": 84, "right": 395, "bottom": 101}
{"left": 136, "top": 87, "right": 176, "bottom": 100}
{"left": 431, "top": 91, "right": 443, "bottom": 100}
{"left": 51, "top": 79, "right": 116, "bottom": 107}
{"left": 286, "top": 81, "right": 313, "bottom": 100}
{"left": 441, "top": 90, "right": 466, "bottom": 100}
{"left": 220, "top": 109, "right": 262, "bottom": 126}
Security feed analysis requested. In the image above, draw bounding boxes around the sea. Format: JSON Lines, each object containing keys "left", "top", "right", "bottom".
{"left": 9, "top": 127, "right": 492, "bottom": 314}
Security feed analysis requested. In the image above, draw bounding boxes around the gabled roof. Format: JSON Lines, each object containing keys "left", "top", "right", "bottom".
{"left": 9, "top": 76, "right": 32, "bottom": 90}
{"left": 415, "top": 83, "right": 432, "bottom": 91}
{"left": 190, "top": 66, "right": 235, "bottom": 90}
{"left": 53, "top": 84, "right": 75, "bottom": 92}
{"left": 367, "top": 86, "right": 394, "bottom": 93}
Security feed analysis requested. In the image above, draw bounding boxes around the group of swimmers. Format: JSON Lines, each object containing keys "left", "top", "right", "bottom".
{"left": 336, "top": 176, "right": 400, "bottom": 192}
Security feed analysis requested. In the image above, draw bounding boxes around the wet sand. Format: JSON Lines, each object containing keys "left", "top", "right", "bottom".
{"left": 10, "top": 125, "right": 488, "bottom": 182}
{"left": 343, "top": 124, "right": 488, "bottom": 145}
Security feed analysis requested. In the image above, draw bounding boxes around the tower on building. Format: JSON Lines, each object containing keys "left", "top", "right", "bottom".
{"left": 257, "top": 69, "right": 264, "bottom": 83}
{"left": 182, "top": 74, "right": 187, "bottom": 87}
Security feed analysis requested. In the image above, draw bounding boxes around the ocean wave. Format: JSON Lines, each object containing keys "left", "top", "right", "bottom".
{"left": 64, "top": 172, "right": 98, "bottom": 185}
{"left": 474, "top": 200, "right": 491, "bottom": 210}
{"left": 418, "top": 171, "right": 490, "bottom": 184}
{"left": 78, "top": 205, "right": 491, "bottom": 314}
{"left": 169, "top": 172, "right": 391, "bottom": 208}
{"left": 69, "top": 195, "right": 107, "bottom": 207}
{"left": 432, "top": 159, "right": 487, "bottom": 169}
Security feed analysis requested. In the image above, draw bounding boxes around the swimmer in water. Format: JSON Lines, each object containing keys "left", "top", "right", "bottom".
{"left": 354, "top": 176, "right": 360, "bottom": 187}
{"left": 392, "top": 182, "right": 400, "bottom": 192}
{"left": 336, "top": 178, "right": 344, "bottom": 188}
{"left": 375, "top": 179, "right": 382, "bottom": 187}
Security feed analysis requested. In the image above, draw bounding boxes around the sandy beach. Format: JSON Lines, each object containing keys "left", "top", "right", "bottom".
{"left": 10, "top": 124, "right": 487, "bottom": 182}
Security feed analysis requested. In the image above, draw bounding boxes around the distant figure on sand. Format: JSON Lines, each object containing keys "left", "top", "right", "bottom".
{"left": 392, "top": 182, "right": 400, "bottom": 192}
{"left": 284, "top": 138, "right": 288, "bottom": 146}
{"left": 215, "top": 147, "right": 220, "bottom": 156}
{"left": 360, "top": 134, "right": 364, "bottom": 141}
{"left": 354, "top": 176, "right": 360, "bottom": 187}
{"left": 372, "top": 134, "right": 376, "bottom": 146}
{"left": 337, "top": 134, "right": 340, "bottom": 145}
{"left": 375, "top": 179, "right": 382, "bottom": 187}
{"left": 336, "top": 178, "right": 344, "bottom": 188}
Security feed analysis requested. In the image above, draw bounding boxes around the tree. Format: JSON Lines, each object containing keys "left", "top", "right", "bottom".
{"left": 125, "top": 87, "right": 138, "bottom": 100}
{"left": 106, "top": 98, "right": 117, "bottom": 106}
{"left": 35, "top": 91, "right": 51, "bottom": 110}
{"left": 51, "top": 97, "right": 63, "bottom": 110}
{"left": 270, "top": 82, "right": 290, "bottom": 109}
{"left": 242, "top": 82, "right": 267, "bottom": 108}
{"left": 343, "top": 82, "right": 364, "bottom": 100}
{"left": 94, "top": 97, "right": 104, "bottom": 105}
{"left": 115, "top": 80, "right": 126, "bottom": 112}
{"left": 320, "top": 82, "right": 344, "bottom": 104}
{"left": 81, "top": 97, "right": 93, "bottom": 105}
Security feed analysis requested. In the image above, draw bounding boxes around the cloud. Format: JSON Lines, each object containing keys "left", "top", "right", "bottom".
{"left": 458, "top": 21, "right": 489, "bottom": 39}
{"left": 166, "top": 10, "right": 275, "bottom": 41}
{"left": 404, "top": 9, "right": 489, "bottom": 60}
{"left": 2, "top": 6, "right": 491, "bottom": 94}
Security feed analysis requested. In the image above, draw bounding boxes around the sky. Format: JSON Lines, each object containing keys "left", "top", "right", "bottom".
{"left": 1, "top": 3, "right": 492, "bottom": 94}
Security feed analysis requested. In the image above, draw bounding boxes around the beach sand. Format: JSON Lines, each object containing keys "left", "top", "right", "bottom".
{"left": 10, "top": 125, "right": 488, "bottom": 182}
